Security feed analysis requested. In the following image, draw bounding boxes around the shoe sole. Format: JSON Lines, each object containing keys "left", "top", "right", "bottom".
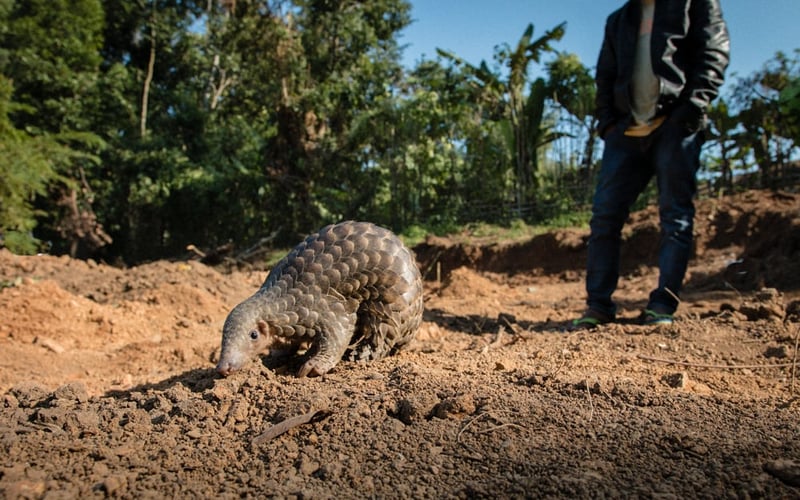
{"left": 642, "top": 309, "right": 673, "bottom": 326}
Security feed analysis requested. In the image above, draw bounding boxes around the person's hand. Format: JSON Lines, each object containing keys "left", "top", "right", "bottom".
{"left": 670, "top": 103, "right": 706, "bottom": 134}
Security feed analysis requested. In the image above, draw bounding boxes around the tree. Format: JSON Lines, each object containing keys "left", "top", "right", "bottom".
{"left": 437, "top": 22, "right": 566, "bottom": 213}
{"left": 705, "top": 98, "right": 750, "bottom": 193}
{"left": 265, "top": 0, "right": 413, "bottom": 238}
{"left": 93, "top": 0, "right": 252, "bottom": 261}
{"left": 0, "top": 0, "right": 110, "bottom": 255}
{"left": 354, "top": 59, "right": 478, "bottom": 229}
{"left": 2, "top": 0, "right": 104, "bottom": 133}
{"left": 0, "top": 76, "right": 62, "bottom": 253}
{"left": 545, "top": 52, "right": 599, "bottom": 199}
{"left": 778, "top": 75, "right": 800, "bottom": 144}
{"left": 730, "top": 50, "right": 800, "bottom": 189}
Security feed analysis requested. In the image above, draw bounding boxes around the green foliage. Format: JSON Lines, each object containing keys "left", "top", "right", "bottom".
{"left": 0, "top": 0, "right": 796, "bottom": 262}
{"left": 401, "top": 219, "right": 535, "bottom": 248}
{"left": 728, "top": 50, "right": 800, "bottom": 189}
{"left": 779, "top": 77, "right": 800, "bottom": 143}
{"left": 0, "top": 76, "right": 64, "bottom": 252}
{"left": 1, "top": 0, "right": 104, "bottom": 133}
{"left": 464, "top": 220, "right": 533, "bottom": 241}
{"left": 438, "top": 22, "right": 566, "bottom": 207}
{"left": 538, "top": 209, "right": 591, "bottom": 230}
{"left": 0, "top": 0, "right": 110, "bottom": 256}
{"left": 546, "top": 52, "right": 596, "bottom": 123}
{"left": 403, "top": 215, "right": 594, "bottom": 249}
{"left": 705, "top": 98, "right": 751, "bottom": 192}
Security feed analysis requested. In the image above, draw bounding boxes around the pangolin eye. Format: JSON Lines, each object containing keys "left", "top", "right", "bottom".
{"left": 249, "top": 330, "right": 259, "bottom": 340}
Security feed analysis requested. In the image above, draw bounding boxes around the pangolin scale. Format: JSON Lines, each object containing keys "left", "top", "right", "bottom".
{"left": 216, "top": 221, "right": 424, "bottom": 377}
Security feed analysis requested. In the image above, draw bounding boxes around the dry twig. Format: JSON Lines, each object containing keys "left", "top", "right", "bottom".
{"left": 456, "top": 412, "right": 491, "bottom": 444}
{"left": 421, "top": 249, "right": 443, "bottom": 282}
{"left": 791, "top": 324, "right": 800, "bottom": 394}
{"left": 476, "top": 422, "right": 526, "bottom": 434}
{"left": 584, "top": 380, "right": 595, "bottom": 422}
{"left": 637, "top": 354, "right": 799, "bottom": 370}
{"left": 456, "top": 411, "right": 525, "bottom": 444}
{"left": 482, "top": 326, "right": 505, "bottom": 353}
{"left": 237, "top": 229, "right": 280, "bottom": 262}
{"left": 252, "top": 408, "right": 331, "bottom": 445}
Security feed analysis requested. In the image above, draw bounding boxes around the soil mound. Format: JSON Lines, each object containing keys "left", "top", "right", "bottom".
{"left": 415, "top": 190, "right": 800, "bottom": 291}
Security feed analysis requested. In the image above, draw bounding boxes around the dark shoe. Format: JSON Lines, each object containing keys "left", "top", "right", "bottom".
{"left": 571, "top": 309, "right": 614, "bottom": 330}
{"left": 640, "top": 308, "right": 674, "bottom": 326}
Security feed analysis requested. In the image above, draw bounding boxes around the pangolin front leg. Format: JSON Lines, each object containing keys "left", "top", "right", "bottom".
{"left": 297, "top": 311, "right": 357, "bottom": 377}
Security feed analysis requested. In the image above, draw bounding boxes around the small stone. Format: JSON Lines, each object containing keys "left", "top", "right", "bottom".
{"left": 296, "top": 456, "right": 319, "bottom": 476}
{"left": 388, "top": 417, "right": 406, "bottom": 434}
{"left": 74, "top": 411, "right": 101, "bottom": 434}
{"left": 764, "top": 345, "right": 789, "bottom": 359}
{"left": 786, "top": 300, "right": 800, "bottom": 320}
{"left": 755, "top": 287, "right": 781, "bottom": 302}
{"left": 764, "top": 459, "right": 800, "bottom": 487}
{"left": 662, "top": 372, "right": 688, "bottom": 389}
{"left": 394, "top": 395, "right": 437, "bottom": 424}
{"left": 5, "top": 480, "right": 45, "bottom": 499}
{"left": 101, "top": 475, "right": 128, "bottom": 496}
{"left": 34, "top": 336, "right": 65, "bottom": 354}
{"left": 495, "top": 358, "right": 516, "bottom": 371}
{"left": 53, "top": 382, "right": 89, "bottom": 405}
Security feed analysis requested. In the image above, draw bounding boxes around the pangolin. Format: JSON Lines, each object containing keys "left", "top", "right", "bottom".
{"left": 216, "top": 221, "right": 424, "bottom": 377}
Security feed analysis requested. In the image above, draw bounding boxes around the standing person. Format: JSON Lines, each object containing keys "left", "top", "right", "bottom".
{"left": 573, "top": 0, "right": 730, "bottom": 328}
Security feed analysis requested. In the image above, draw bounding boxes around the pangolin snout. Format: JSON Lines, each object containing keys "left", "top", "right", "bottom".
{"left": 215, "top": 356, "right": 243, "bottom": 377}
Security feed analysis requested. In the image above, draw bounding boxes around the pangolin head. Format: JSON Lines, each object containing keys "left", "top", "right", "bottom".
{"left": 216, "top": 298, "right": 272, "bottom": 376}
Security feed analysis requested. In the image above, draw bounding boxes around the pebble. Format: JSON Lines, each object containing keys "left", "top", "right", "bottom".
{"left": 764, "top": 459, "right": 800, "bottom": 487}
{"left": 34, "top": 336, "right": 65, "bottom": 354}
{"left": 101, "top": 475, "right": 128, "bottom": 496}
{"left": 662, "top": 372, "right": 688, "bottom": 389}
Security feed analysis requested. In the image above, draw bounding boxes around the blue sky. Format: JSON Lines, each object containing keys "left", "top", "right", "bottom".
{"left": 399, "top": 0, "right": 799, "bottom": 88}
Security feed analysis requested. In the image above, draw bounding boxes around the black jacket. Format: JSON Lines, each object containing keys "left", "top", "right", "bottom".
{"left": 595, "top": 0, "right": 730, "bottom": 135}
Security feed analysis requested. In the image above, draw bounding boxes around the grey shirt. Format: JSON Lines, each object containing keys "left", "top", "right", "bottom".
{"left": 631, "top": 0, "right": 660, "bottom": 125}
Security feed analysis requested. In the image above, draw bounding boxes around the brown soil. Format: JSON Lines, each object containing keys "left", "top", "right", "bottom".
{"left": 2, "top": 190, "right": 800, "bottom": 498}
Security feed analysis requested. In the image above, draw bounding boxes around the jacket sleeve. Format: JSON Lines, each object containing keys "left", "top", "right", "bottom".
{"left": 594, "top": 15, "right": 618, "bottom": 136}
{"left": 684, "top": 0, "right": 730, "bottom": 112}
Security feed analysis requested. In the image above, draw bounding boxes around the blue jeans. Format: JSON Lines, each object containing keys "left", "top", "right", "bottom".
{"left": 585, "top": 119, "right": 704, "bottom": 317}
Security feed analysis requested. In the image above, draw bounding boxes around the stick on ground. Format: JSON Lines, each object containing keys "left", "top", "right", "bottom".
{"left": 252, "top": 408, "right": 331, "bottom": 445}
{"left": 637, "top": 354, "right": 799, "bottom": 370}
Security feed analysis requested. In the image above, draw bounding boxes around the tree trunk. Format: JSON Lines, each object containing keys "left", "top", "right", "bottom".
{"left": 581, "top": 122, "right": 598, "bottom": 200}
{"left": 140, "top": 27, "right": 156, "bottom": 138}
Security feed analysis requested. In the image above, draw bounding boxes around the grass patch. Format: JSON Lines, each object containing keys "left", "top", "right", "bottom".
{"left": 401, "top": 210, "right": 592, "bottom": 247}
{"left": 256, "top": 212, "right": 593, "bottom": 268}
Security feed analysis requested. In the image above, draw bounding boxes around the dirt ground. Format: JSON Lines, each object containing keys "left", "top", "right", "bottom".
{"left": 1, "top": 189, "right": 799, "bottom": 498}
